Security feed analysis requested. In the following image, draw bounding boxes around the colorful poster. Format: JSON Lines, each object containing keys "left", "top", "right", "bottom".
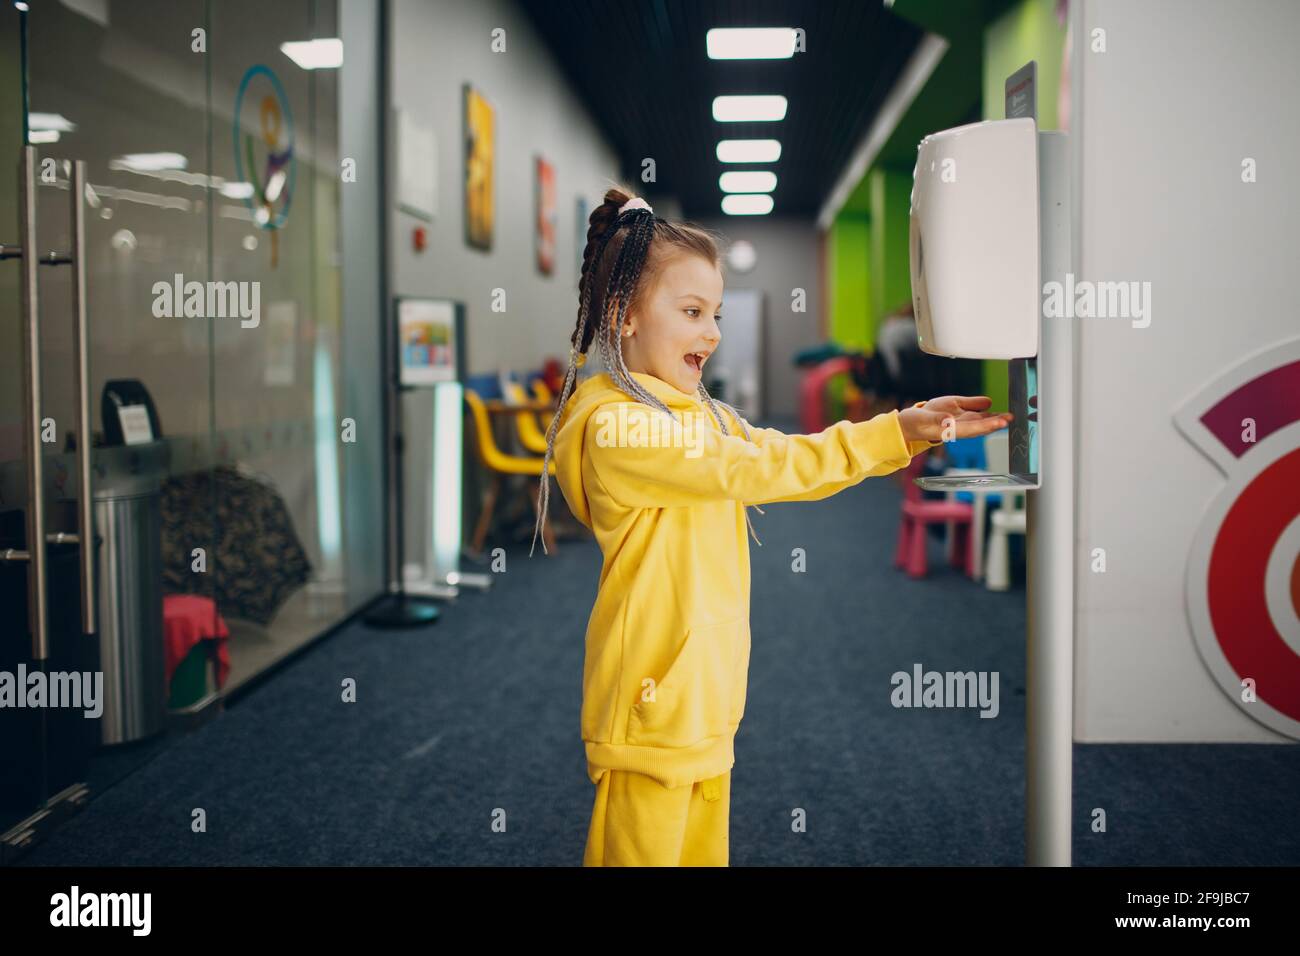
{"left": 536, "top": 157, "right": 556, "bottom": 274}
{"left": 463, "top": 85, "right": 494, "bottom": 250}
{"left": 399, "top": 299, "right": 457, "bottom": 386}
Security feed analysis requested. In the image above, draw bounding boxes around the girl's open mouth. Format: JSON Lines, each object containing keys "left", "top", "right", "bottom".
{"left": 684, "top": 352, "right": 706, "bottom": 373}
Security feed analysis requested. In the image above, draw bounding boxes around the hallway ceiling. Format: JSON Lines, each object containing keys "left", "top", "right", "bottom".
{"left": 519, "top": 0, "right": 924, "bottom": 219}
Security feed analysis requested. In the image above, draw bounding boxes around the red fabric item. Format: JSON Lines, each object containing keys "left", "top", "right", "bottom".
{"left": 162, "top": 593, "right": 231, "bottom": 690}
{"left": 542, "top": 357, "right": 564, "bottom": 395}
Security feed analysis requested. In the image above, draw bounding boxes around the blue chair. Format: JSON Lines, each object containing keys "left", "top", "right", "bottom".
{"left": 942, "top": 435, "right": 1002, "bottom": 508}
{"left": 465, "top": 372, "right": 504, "bottom": 401}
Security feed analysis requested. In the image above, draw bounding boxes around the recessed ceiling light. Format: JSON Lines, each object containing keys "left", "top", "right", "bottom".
{"left": 727, "top": 239, "right": 758, "bottom": 273}
{"left": 716, "top": 139, "right": 782, "bottom": 163}
{"left": 706, "top": 28, "right": 796, "bottom": 60}
{"left": 281, "top": 38, "right": 343, "bottom": 70}
{"left": 712, "top": 95, "right": 787, "bottom": 122}
{"left": 721, "top": 194, "right": 774, "bottom": 216}
{"left": 719, "top": 171, "right": 777, "bottom": 193}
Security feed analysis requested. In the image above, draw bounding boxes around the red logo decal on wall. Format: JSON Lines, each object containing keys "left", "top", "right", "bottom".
{"left": 1175, "top": 337, "right": 1300, "bottom": 739}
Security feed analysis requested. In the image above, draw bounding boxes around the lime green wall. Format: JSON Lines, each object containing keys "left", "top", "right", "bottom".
{"left": 825, "top": 173, "right": 910, "bottom": 357}
{"left": 829, "top": 212, "right": 871, "bottom": 350}
{"left": 870, "top": 168, "right": 914, "bottom": 335}
{"left": 981, "top": 0, "right": 1067, "bottom": 409}
{"left": 984, "top": 0, "right": 1067, "bottom": 130}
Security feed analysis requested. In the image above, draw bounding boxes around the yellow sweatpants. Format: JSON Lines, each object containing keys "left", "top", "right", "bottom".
{"left": 583, "top": 769, "right": 731, "bottom": 866}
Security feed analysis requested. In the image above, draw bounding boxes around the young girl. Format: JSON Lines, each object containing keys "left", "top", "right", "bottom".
{"left": 530, "top": 188, "right": 1012, "bottom": 866}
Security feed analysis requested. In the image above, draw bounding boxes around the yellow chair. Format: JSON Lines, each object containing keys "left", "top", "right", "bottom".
{"left": 502, "top": 380, "right": 554, "bottom": 455}
{"left": 525, "top": 377, "right": 556, "bottom": 434}
{"left": 464, "top": 388, "right": 558, "bottom": 556}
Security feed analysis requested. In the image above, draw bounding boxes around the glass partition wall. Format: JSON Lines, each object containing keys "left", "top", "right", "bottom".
{"left": 2, "top": 0, "right": 378, "bottom": 838}
{"left": 204, "top": 0, "right": 352, "bottom": 679}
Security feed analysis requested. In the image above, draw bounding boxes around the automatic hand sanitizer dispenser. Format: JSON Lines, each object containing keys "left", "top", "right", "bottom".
{"left": 909, "top": 116, "right": 1068, "bottom": 492}
{"left": 910, "top": 117, "right": 1040, "bottom": 360}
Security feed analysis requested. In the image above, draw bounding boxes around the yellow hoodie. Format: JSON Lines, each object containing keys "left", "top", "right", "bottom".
{"left": 551, "top": 370, "right": 937, "bottom": 790}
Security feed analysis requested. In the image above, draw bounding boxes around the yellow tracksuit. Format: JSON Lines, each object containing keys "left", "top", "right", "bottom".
{"left": 551, "top": 370, "right": 936, "bottom": 866}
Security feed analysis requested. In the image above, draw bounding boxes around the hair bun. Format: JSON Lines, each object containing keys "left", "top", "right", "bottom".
{"left": 586, "top": 187, "right": 633, "bottom": 242}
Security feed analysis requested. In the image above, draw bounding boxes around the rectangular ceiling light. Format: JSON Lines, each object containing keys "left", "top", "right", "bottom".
{"left": 719, "top": 170, "right": 777, "bottom": 193}
{"left": 281, "top": 38, "right": 343, "bottom": 70}
{"left": 113, "top": 152, "right": 188, "bottom": 172}
{"left": 716, "top": 139, "right": 782, "bottom": 163}
{"left": 706, "top": 28, "right": 797, "bottom": 60}
{"left": 220, "top": 181, "right": 256, "bottom": 200}
{"left": 712, "top": 95, "right": 787, "bottom": 122}
{"left": 29, "top": 112, "right": 76, "bottom": 132}
{"left": 722, "top": 194, "right": 774, "bottom": 216}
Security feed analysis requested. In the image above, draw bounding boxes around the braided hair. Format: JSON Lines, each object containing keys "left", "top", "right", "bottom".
{"left": 530, "top": 187, "right": 764, "bottom": 557}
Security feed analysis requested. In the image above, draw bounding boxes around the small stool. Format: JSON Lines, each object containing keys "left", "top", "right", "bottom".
{"left": 985, "top": 501, "right": 1027, "bottom": 591}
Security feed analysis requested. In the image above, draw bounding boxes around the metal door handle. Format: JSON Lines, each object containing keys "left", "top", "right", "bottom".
{"left": 70, "top": 159, "right": 95, "bottom": 636}
{"left": 0, "top": 148, "right": 98, "bottom": 658}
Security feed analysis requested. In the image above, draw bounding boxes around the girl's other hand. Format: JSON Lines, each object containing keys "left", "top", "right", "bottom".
{"left": 897, "top": 395, "right": 1013, "bottom": 444}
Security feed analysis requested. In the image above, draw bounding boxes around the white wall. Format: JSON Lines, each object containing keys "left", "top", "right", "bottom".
{"left": 699, "top": 217, "right": 824, "bottom": 421}
{"left": 1073, "top": 0, "right": 1300, "bottom": 742}
{"left": 388, "top": 0, "right": 621, "bottom": 565}
{"left": 388, "top": 0, "right": 621, "bottom": 374}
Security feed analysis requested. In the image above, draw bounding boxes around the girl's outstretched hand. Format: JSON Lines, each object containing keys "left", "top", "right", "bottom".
{"left": 897, "top": 395, "right": 1013, "bottom": 444}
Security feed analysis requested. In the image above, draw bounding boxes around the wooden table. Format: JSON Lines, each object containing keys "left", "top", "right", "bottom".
{"left": 480, "top": 399, "right": 556, "bottom": 414}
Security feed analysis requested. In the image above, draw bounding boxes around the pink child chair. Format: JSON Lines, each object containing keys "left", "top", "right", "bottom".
{"left": 894, "top": 452, "right": 974, "bottom": 579}
{"left": 799, "top": 356, "right": 854, "bottom": 434}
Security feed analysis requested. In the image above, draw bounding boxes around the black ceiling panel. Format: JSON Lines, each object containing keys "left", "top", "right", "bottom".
{"left": 519, "top": 0, "right": 923, "bottom": 218}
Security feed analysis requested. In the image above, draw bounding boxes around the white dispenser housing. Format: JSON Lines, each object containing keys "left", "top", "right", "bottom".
{"left": 909, "top": 117, "right": 1040, "bottom": 359}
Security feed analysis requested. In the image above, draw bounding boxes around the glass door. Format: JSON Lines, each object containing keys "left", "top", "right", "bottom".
{"left": 1, "top": 0, "right": 373, "bottom": 859}
{"left": 0, "top": 0, "right": 52, "bottom": 845}
{"left": 1, "top": 0, "right": 215, "bottom": 849}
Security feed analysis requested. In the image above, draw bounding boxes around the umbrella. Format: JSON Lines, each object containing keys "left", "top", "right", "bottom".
{"left": 160, "top": 465, "right": 312, "bottom": 625}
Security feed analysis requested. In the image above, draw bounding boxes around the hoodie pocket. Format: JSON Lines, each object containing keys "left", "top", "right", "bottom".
{"left": 626, "top": 617, "right": 750, "bottom": 748}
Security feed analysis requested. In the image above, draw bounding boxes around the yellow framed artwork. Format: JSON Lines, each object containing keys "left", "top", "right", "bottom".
{"left": 463, "top": 84, "right": 495, "bottom": 250}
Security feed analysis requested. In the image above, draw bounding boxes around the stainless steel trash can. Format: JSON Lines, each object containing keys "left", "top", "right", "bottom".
{"left": 93, "top": 442, "right": 168, "bottom": 745}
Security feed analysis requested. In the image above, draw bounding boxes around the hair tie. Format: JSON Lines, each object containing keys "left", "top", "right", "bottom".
{"left": 618, "top": 197, "right": 652, "bottom": 216}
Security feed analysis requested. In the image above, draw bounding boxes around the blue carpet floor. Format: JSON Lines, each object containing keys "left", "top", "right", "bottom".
{"left": 15, "top": 441, "right": 1300, "bottom": 866}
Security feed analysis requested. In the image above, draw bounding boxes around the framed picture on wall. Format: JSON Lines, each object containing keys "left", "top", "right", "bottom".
{"left": 396, "top": 108, "right": 437, "bottom": 221}
{"left": 463, "top": 84, "right": 494, "bottom": 250}
{"left": 397, "top": 297, "right": 466, "bottom": 387}
{"left": 536, "top": 156, "right": 556, "bottom": 274}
